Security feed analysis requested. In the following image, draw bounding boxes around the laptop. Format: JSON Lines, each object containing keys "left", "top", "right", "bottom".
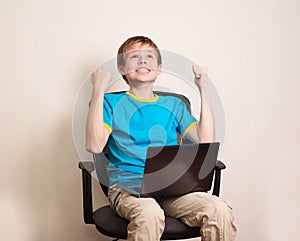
{"left": 140, "top": 142, "right": 220, "bottom": 197}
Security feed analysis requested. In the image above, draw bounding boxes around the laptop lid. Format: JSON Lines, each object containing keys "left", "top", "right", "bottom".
{"left": 141, "top": 142, "right": 220, "bottom": 197}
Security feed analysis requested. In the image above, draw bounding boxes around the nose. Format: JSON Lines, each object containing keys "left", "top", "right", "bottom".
{"left": 138, "top": 56, "right": 146, "bottom": 64}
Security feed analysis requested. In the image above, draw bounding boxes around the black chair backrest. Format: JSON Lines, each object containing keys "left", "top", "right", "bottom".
{"left": 93, "top": 91, "right": 192, "bottom": 197}
{"left": 153, "top": 91, "right": 191, "bottom": 112}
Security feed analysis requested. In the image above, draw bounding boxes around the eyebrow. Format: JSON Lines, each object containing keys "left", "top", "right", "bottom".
{"left": 126, "top": 49, "right": 156, "bottom": 54}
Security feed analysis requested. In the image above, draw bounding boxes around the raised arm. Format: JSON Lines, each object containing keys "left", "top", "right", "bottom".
{"left": 185, "top": 66, "right": 215, "bottom": 143}
{"left": 86, "top": 68, "right": 112, "bottom": 153}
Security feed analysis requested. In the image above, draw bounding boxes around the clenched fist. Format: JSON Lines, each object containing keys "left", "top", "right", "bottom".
{"left": 91, "top": 68, "right": 112, "bottom": 93}
{"left": 192, "top": 65, "right": 209, "bottom": 89}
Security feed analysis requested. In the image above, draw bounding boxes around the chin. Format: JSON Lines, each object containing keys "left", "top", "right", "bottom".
{"left": 137, "top": 80, "right": 156, "bottom": 85}
{"left": 128, "top": 79, "right": 155, "bottom": 87}
{"left": 128, "top": 75, "right": 156, "bottom": 83}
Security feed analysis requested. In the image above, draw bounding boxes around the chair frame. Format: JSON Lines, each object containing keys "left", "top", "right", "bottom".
{"left": 79, "top": 91, "right": 227, "bottom": 240}
{"left": 79, "top": 160, "right": 226, "bottom": 241}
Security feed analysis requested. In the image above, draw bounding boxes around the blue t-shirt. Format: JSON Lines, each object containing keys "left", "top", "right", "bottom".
{"left": 103, "top": 91, "right": 198, "bottom": 192}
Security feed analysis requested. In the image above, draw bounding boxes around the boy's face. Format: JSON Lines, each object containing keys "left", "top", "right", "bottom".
{"left": 119, "top": 42, "right": 162, "bottom": 84}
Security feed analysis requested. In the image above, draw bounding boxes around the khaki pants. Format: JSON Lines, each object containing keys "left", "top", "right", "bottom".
{"left": 108, "top": 185, "right": 237, "bottom": 241}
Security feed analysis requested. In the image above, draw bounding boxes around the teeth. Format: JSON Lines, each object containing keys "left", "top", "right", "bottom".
{"left": 137, "top": 68, "right": 149, "bottom": 73}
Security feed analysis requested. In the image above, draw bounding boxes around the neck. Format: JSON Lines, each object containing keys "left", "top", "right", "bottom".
{"left": 129, "top": 85, "right": 154, "bottom": 99}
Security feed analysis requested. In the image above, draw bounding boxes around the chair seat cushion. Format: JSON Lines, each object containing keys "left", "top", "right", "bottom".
{"left": 94, "top": 205, "right": 200, "bottom": 240}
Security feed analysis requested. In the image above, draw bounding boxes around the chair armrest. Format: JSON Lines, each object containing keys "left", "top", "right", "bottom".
{"left": 79, "top": 161, "right": 95, "bottom": 172}
{"left": 78, "top": 161, "right": 95, "bottom": 224}
{"left": 215, "top": 160, "right": 226, "bottom": 170}
{"left": 212, "top": 160, "right": 226, "bottom": 197}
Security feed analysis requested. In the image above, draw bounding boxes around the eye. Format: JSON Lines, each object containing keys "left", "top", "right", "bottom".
{"left": 147, "top": 54, "right": 154, "bottom": 58}
{"left": 130, "top": 55, "right": 138, "bottom": 59}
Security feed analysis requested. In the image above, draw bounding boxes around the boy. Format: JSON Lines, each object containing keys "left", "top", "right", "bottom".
{"left": 86, "top": 36, "right": 237, "bottom": 241}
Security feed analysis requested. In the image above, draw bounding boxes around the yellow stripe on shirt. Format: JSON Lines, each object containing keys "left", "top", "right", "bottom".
{"left": 104, "top": 123, "right": 112, "bottom": 134}
{"left": 182, "top": 121, "right": 199, "bottom": 138}
{"left": 126, "top": 91, "right": 159, "bottom": 102}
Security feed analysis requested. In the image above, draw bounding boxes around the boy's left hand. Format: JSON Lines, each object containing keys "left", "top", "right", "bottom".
{"left": 192, "top": 65, "right": 209, "bottom": 89}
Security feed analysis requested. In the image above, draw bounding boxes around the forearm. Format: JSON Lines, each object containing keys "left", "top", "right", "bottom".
{"left": 197, "top": 86, "right": 215, "bottom": 143}
{"left": 191, "top": 65, "right": 215, "bottom": 143}
{"left": 85, "top": 89, "right": 108, "bottom": 153}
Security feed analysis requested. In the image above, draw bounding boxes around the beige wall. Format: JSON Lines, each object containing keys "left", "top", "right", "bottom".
{"left": 1, "top": 0, "right": 299, "bottom": 240}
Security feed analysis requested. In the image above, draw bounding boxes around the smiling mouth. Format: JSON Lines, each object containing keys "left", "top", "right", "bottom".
{"left": 136, "top": 67, "right": 150, "bottom": 73}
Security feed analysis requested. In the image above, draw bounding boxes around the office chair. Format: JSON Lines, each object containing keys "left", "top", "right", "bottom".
{"left": 78, "top": 91, "right": 226, "bottom": 240}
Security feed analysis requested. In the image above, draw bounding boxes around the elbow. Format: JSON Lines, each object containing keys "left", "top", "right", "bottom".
{"left": 200, "top": 138, "right": 214, "bottom": 143}
{"left": 200, "top": 135, "right": 215, "bottom": 143}
{"left": 199, "top": 131, "right": 215, "bottom": 143}
{"left": 85, "top": 142, "right": 104, "bottom": 154}
{"left": 85, "top": 129, "right": 107, "bottom": 153}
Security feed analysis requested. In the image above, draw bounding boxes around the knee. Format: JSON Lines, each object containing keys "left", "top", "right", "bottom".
{"left": 135, "top": 199, "right": 165, "bottom": 224}
{"left": 201, "top": 197, "right": 237, "bottom": 237}
{"left": 127, "top": 199, "right": 165, "bottom": 240}
{"left": 212, "top": 198, "right": 234, "bottom": 221}
{"left": 201, "top": 198, "right": 237, "bottom": 240}
{"left": 196, "top": 197, "right": 234, "bottom": 224}
{"left": 144, "top": 201, "right": 165, "bottom": 222}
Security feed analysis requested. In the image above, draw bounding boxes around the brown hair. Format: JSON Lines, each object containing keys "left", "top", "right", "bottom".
{"left": 117, "top": 36, "right": 162, "bottom": 82}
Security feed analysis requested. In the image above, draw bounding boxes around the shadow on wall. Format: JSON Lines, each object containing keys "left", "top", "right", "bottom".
{"left": 0, "top": 116, "right": 110, "bottom": 241}
{"left": 47, "top": 118, "right": 109, "bottom": 240}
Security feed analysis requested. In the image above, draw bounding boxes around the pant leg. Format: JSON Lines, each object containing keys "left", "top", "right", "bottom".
{"left": 159, "top": 192, "right": 237, "bottom": 241}
{"left": 108, "top": 186, "right": 165, "bottom": 241}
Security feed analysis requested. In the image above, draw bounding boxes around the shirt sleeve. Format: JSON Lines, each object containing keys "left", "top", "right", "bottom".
{"left": 175, "top": 99, "right": 199, "bottom": 138}
{"left": 103, "top": 95, "right": 113, "bottom": 134}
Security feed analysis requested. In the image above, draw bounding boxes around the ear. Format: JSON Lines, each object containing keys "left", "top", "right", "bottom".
{"left": 118, "top": 65, "right": 126, "bottom": 75}
{"left": 156, "top": 64, "right": 162, "bottom": 75}
{"left": 118, "top": 65, "right": 125, "bottom": 75}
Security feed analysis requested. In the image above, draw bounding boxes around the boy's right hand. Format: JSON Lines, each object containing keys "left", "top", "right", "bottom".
{"left": 91, "top": 68, "right": 112, "bottom": 93}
